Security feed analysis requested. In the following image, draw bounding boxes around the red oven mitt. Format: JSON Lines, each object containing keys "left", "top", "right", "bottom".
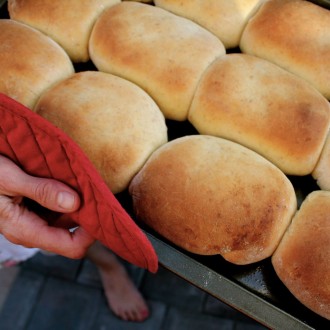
{"left": 0, "top": 93, "right": 158, "bottom": 273}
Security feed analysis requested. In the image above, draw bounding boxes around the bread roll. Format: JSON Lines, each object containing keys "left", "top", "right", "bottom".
{"left": 272, "top": 190, "right": 330, "bottom": 320}
{"left": 35, "top": 71, "right": 168, "bottom": 194}
{"left": 129, "top": 135, "right": 297, "bottom": 265}
{"left": 0, "top": 19, "right": 74, "bottom": 109}
{"left": 240, "top": 0, "right": 330, "bottom": 99}
{"left": 188, "top": 54, "right": 330, "bottom": 175}
{"left": 155, "top": 0, "right": 263, "bottom": 49}
{"left": 89, "top": 2, "right": 225, "bottom": 121}
{"left": 312, "top": 132, "right": 330, "bottom": 190}
{"left": 8, "top": 0, "right": 120, "bottom": 63}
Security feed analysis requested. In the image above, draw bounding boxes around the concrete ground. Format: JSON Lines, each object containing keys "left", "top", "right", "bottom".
{"left": 0, "top": 252, "right": 267, "bottom": 330}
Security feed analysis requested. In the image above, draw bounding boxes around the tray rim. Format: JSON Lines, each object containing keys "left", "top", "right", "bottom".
{"left": 146, "top": 231, "right": 320, "bottom": 329}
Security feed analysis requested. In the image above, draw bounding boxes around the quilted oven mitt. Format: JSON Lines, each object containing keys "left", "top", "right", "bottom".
{"left": 0, "top": 93, "right": 158, "bottom": 273}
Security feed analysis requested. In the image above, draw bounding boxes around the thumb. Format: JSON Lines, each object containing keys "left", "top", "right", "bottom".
{"left": 22, "top": 176, "right": 81, "bottom": 213}
{"left": 0, "top": 155, "right": 80, "bottom": 212}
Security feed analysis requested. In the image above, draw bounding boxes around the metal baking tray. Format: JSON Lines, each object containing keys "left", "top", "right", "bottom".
{"left": 1, "top": 1, "right": 329, "bottom": 328}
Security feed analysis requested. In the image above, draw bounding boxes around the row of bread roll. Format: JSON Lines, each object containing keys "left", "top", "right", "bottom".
{"left": 7, "top": 0, "right": 121, "bottom": 63}
{"left": 128, "top": 135, "right": 330, "bottom": 319}
{"left": 3, "top": 1, "right": 330, "bottom": 180}
{"left": 7, "top": 0, "right": 330, "bottom": 104}
{"left": 154, "top": 0, "right": 330, "bottom": 101}
{"left": 0, "top": 19, "right": 74, "bottom": 109}
{"left": 87, "top": 2, "right": 330, "bottom": 177}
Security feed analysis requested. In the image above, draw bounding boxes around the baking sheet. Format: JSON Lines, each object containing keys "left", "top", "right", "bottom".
{"left": 1, "top": 1, "right": 329, "bottom": 328}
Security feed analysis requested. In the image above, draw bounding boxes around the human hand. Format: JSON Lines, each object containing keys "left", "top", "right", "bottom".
{"left": 0, "top": 155, "right": 94, "bottom": 258}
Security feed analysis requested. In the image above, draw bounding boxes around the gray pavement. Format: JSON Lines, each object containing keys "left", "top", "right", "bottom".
{"left": 0, "top": 252, "right": 267, "bottom": 330}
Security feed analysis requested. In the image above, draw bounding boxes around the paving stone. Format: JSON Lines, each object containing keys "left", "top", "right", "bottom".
{"left": 234, "top": 320, "right": 267, "bottom": 330}
{"left": 0, "top": 265, "right": 20, "bottom": 311}
{"left": 142, "top": 266, "right": 206, "bottom": 311}
{"left": 0, "top": 253, "right": 267, "bottom": 330}
{"left": 89, "top": 299, "right": 166, "bottom": 330}
{"left": 0, "top": 269, "right": 45, "bottom": 330}
{"left": 25, "top": 277, "right": 102, "bottom": 330}
{"left": 76, "top": 259, "right": 102, "bottom": 288}
{"left": 162, "top": 306, "right": 235, "bottom": 330}
{"left": 22, "top": 252, "right": 82, "bottom": 280}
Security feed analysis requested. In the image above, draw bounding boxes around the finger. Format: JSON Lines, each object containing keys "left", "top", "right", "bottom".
{"left": 0, "top": 156, "right": 28, "bottom": 194}
{"left": 21, "top": 176, "right": 81, "bottom": 213}
{"left": 0, "top": 155, "right": 80, "bottom": 213}
{"left": 5, "top": 213, "right": 95, "bottom": 259}
{"left": 35, "top": 226, "right": 95, "bottom": 259}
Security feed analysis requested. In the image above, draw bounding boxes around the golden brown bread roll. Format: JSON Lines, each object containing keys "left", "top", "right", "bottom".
{"left": 240, "top": 0, "right": 330, "bottom": 99}
{"left": 89, "top": 2, "right": 226, "bottom": 121}
{"left": 35, "top": 71, "right": 168, "bottom": 194}
{"left": 0, "top": 19, "right": 74, "bottom": 109}
{"left": 155, "top": 0, "right": 264, "bottom": 49}
{"left": 188, "top": 54, "right": 330, "bottom": 175}
{"left": 8, "top": 0, "right": 120, "bottom": 63}
{"left": 312, "top": 132, "right": 330, "bottom": 190}
{"left": 129, "top": 135, "right": 297, "bottom": 265}
{"left": 272, "top": 190, "right": 330, "bottom": 320}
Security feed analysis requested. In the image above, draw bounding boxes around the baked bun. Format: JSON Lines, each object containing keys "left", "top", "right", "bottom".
{"left": 129, "top": 135, "right": 297, "bottom": 265}
{"left": 312, "top": 132, "right": 330, "bottom": 190}
{"left": 35, "top": 71, "right": 168, "bottom": 194}
{"left": 8, "top": 0, "right": 120, "bottom": 63}
{"left": 188, "top": 54, "right": 330, "bottom": 175}
{"left": 272, "top": 190, "right": 330, "bottom": 320}
{"left": 240, "top": 0, "right": 330, "bottom": 99}
{"left": 155, "top": 0, "right": 263, "bottom": 49}
{"left": 0, "top": 19, "right": 74, "bottom": 109}
{"left": 89, "top": 2, "right": 225, "bottom": 121}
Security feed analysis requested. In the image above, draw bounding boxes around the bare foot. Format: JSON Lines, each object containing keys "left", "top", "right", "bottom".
{"left": 86, "top": 242, "right": 150, "bottom": 322}
{"left": 99, "top": 262, "right": 150, "bottom": 321}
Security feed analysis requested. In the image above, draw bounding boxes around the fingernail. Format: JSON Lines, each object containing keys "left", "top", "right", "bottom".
{"left": 57, "top": 191, "right": 75, "bottom": 210}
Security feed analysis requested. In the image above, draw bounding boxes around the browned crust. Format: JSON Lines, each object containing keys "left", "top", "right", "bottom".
{"left": 129, "top": 135, "right": 297, "bottom": 265}
{"left": 188, "top": 54, "right": 330, "bottom": 175}
{"left": 89, "top": 2, "right": 225, "bottom": 121}
{"left": 240, "top": 0, "right": 330, "bottom": 99}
